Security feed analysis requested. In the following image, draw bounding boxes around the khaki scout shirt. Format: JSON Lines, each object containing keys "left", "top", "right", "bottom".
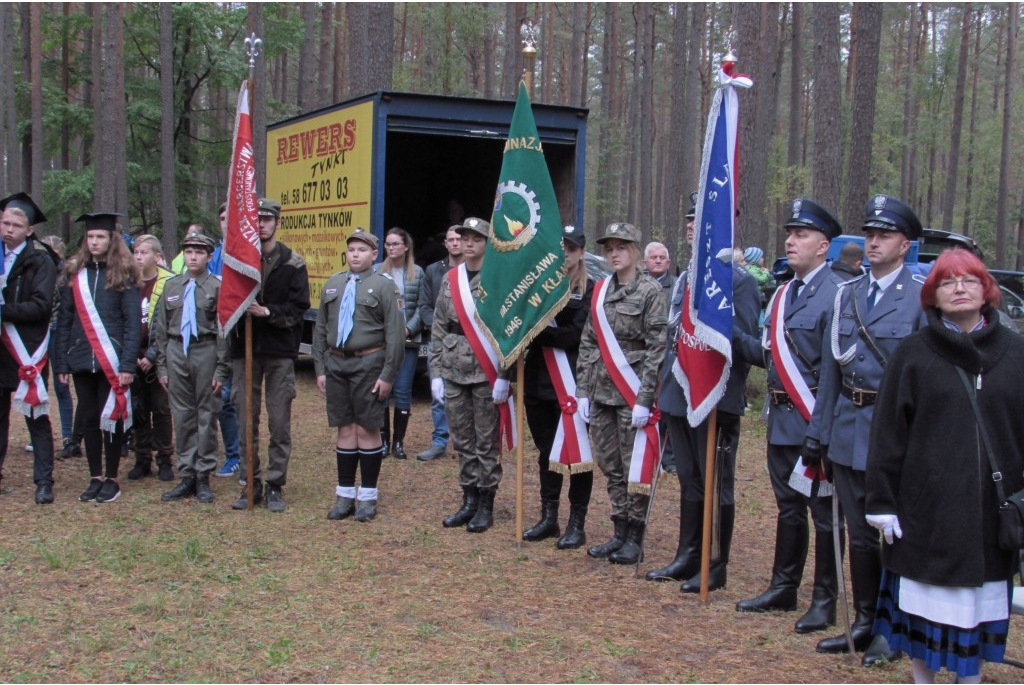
{"left": 312, "top": 268, "right": 405, "bottom": 383}
{"left": 576, "top": 273, "right": 667, "bottom": 408}
{"left": 153, "top": 271, "right": 230, "bottom": 381}
{"left": 428, "top": 269, "right": 509, "bottom": 386}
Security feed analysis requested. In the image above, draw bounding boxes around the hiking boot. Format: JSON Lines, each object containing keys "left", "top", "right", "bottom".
{"left": 59, "top": 438, "right": 82, "bottom": 460}
{"left": 156, "top": 456, "right": 175, "bottom": 482}
{"left": 231, "top": 479, "right": 263, "bottom": 510}
{"left": 127, "top": 456, "right": 152, "bottom": 480}
{"left": 195, "top": 474, "right": 214, "bottom": 504}
{"left": 265, "top": 484, "right": 286, "bottom": 513}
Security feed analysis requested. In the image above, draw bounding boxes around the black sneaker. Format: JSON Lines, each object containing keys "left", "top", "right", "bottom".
{"left": 79, "top": 478, "right": 104, "bottom": 502}
{"left": 59, "top": 439, "right": 81, "bottom": 461}
{"left": 231, "top": 481, "right": 263, "bottom": 510}
{"left": 265, "top": 484, "right": 286, "bottom": 513}
{"left": 95, "top": 479, "right": 121, "bottom": 503}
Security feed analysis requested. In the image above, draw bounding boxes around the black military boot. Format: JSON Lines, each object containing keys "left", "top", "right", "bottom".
{"left": 442, "top": 486, "right": 479, "bottom": 528}
{"left": 588, "top": 515, "right": 629, "bottom": 558}
{"left": 609, "top": 519, "right": 646, "bottom": 565}
{"left": 736, "top": 520, "right": 808, "bottom": 613}
{"left": 161, "top": 476, "right": 196, "bottom": 502}
{"left": 557, "top": 504, "right": 588, "bottom": 549}
{"left": 681, "top": 503, "right": 734, "bottom": 593}
{"left": 231, "top": 479, "right": 263, "bottom": 510}
{"left": 156, "top": 455, "right": 175, "bottom": 482}
{"left": 646, "top": 499, "right": 703, "bottom": 581}
{"left": 794, "top": 530, "right": 839, "bottom": 633}
{"left": 467, "top": 486, "right": 497, "bottom": 533}
{"left": 523, "top": 499, "right": 560, "bottom": 542}
{"left": 127, "top": 454, "right": 152, "bottom": 480}
{"left": 392, "top": 409, "right": 409, "bottom": 459}
{"left": 380, "top": 411, "right": 391, "bottom": 458}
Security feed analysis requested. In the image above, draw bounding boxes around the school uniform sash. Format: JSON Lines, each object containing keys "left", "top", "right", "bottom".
{"left": 449, "top": 264, "right": 516, "bottom": 452}
{"left": 591, "top": 277, "right": 660, "bottom": 494}
{"left": 542, "top": 346, "right": 593, "bottom": 475}
{"left": 0, "top": 324, "right": 49, "bottom": 418}
{"left": 72, "top": 269, "right": 132, "bottom": 432}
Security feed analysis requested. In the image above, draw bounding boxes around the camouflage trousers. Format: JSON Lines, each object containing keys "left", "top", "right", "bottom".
{"left": 590, "top": 402, "right": 649, "bottom": 520}
{"left": 445, "top": 380, "right": 502, "bottom": 489}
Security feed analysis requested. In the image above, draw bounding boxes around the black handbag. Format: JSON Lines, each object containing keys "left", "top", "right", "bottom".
{"left": 956, "top": 367, "right": 1024, "bottom": 551}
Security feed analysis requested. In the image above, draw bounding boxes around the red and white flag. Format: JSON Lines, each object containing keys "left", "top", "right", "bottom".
{"left": 218, "top": 80, "right": 262, "bottom": 335}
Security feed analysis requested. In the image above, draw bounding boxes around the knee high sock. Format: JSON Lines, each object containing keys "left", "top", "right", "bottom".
{"left": 358, "top": 446, "right": 384, "bottom": 490}
{"left": 336, "top": 448, "right": 358, "bottom": 487}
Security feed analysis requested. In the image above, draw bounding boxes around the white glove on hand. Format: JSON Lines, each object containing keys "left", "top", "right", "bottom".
{"left": 492, "top": 379, "right": 510, "bottom": 404}
{"left": 431, "top": 378, "right": 445, "bottom": 405}
{"left": 631, "top": 404, "right": 651, "bottom": 428}
{"left": 866, "top": 514, "right": 903, "bottom": 545}
{"left": 577, "top": 397, "right": 590, "bottom": 423}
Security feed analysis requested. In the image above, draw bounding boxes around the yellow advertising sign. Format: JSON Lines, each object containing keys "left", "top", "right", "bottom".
{"left": 266, "top": 99, "right": 374, "bottom": 308}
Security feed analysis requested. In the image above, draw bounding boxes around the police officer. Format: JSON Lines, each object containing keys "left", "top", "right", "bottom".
{"left": 809, "top": 195, "right": 926, "bottom": 664}
{"left": 155, "top": 232, "right": 230, "bottom": 504}
{"left": 736, "top": 199, "right": 845, "bottom": 635}
{"left": 431, "top": 217, "right": 510, "bottom": 533}
{"left": 313, "top": 229, "right": 405, "bottom": 523}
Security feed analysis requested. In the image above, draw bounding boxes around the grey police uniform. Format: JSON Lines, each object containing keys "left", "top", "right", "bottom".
{"left": 312, "top": 268, "right": 405, "bottom": 429}
{"left": 155, "top": 271, "right": 230, "bottom": 477}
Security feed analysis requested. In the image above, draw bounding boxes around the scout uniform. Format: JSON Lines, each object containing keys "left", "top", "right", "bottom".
{"left": 810, "top": 195, "right": 926, "bottom": 663}
{"left": 312, "top": 229, "right": 405, "bottom": 523}
{"left": 155, "top": 232, "right": 230, "bottom": 504}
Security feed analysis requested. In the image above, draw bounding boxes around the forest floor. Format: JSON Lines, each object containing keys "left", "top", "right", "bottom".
{"left": 0, "top": 362, "right": 1020, "bottom": 683}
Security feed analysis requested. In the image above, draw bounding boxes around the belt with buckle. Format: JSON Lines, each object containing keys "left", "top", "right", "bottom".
{"left": 330, "top": 345, "right": 384, "bottom": 358}
{"left": 841, "top": 380, "right": 877, "bottom": 407}
{"left": 168, "top": 333, "right": 217, "bottom": 343}
{"left": 768, "top": 387, "right": 818, "bottom": 407}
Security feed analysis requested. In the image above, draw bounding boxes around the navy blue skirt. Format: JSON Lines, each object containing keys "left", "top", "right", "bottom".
{"left": 872, "top": 569, "right": 1010, "bottom": 678}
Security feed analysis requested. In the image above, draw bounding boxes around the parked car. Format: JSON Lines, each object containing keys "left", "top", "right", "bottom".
{"left": 999, "top": 285, "right": 1024, "bottom": 334}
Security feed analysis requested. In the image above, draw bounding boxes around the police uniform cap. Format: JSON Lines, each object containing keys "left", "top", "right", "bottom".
{"left": 0, "top": 192, "right": 46, "bottom": 226}
{"left": 861, "top": 194, "right": 922, "bottom": 241}
{"left": 75, "top": 212, "right": 122, "bottom": 232}
{"left": 182, "top": 231, "right": 216, "bottom": 253}
{"left": 685, "top": 191, "right": 698, "bottom": 220}
{"left": 457, "top": 217, "right": 490, "bottom": 238}
{"left": 347, "top": 228, "right": 378, "bottom": 249}
{"left": 783, "top": 198, "right": 842, "bottom": 241}
{"left": 257, "top": 198, "right": 281, "bottom": 218}
{"left": 562, "top": 224, "right": 585, "bottom": 248}
{"left": 596, "top": 222, "right": 641, "bottom": 245}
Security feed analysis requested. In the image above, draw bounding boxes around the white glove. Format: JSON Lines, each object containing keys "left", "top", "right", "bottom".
{"left": 431, "top": 378, "right": 445, "bottom": 405}
{"left": 577, "top": 397, "right": 590, "bottom": 423}
{"left": 866, "top": 514, "right": 903, "bottom": 545}
{"left": 492, "top": 379, "right": 510, "bottom": 404}
{"left": 631, "top": 404, "right": 651, "bottom": 428}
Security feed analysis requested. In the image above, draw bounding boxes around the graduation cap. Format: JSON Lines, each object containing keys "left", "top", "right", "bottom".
{"left": 0, "top": 192, "right": 46, "bottom": 226}
{"left": 75, "top": 212, "right": 123, "bottom": 232}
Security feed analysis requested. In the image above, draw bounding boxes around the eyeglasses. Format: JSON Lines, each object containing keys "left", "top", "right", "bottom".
{"left": 938, "top": 276, "right": 983, "bottom": 291}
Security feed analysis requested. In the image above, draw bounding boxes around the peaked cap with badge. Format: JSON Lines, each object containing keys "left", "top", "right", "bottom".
{"left": 861, "top": 194, "right": 922, "bottom": 241}
{"left": 596, "top": 221, "right": 641, "bottom": 245}
{"left": 783, "top": 198, "right": 842, "bottom": 241}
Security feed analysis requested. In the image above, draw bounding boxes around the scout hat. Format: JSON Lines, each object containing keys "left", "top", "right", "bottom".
{"left": 0, "top": 192, "right": 46, "bottom": 226}
{"left": 257, "top": 198, "right": 281, "bottom": 219}
{"left": 182, "top": 231, "right": 216, "bottom": 253}
{"left": 783, "top": 199, "right": 842, "bottom": 241}
{"left": 347, "top": 228, "right": 378, "bottom": 249}
{"left": 596, "top": 221, "right": 641, "bottom": 245}
{"left": 862, "top": 194, "right": 922, "bottom": 241}
{"left": 562, "top": 224, "right": 585, "bottom": 248}
{"left": 457, "top": 217, "right": 490, "bottom": 238}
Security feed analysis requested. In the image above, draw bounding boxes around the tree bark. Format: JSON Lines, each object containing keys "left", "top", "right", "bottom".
{"left": 781, "top": 3, "right": 804, "bottom": 256}
{"left": 841, "top": 3, "right": 882, "bottom": 234}
{"left": 318, "top": 3, "right": 334, "bottom": 108}
{"left": 996, "top": 3, "right": 1017, "bottom": 267}
{"left": 29, "top": 2, "right": 42, "bottom": 201}
{"left": 811, "top": 3, "right": 842, "bottom": 216}
{"left": 962, "top": 7, "right": 982, "bottom": 236}
{"left": 251, "top": 3, "right": 267, "bottom": 195}
{"left": 94, "top": 3, "right": 127, "bottom": 213}
{"left": 900, "top": 6, "right": 919, "bottom": 202}
{"left": 941, "top": 4, "right": 972, "bottom": 232}
{"left": 160, "top": 2, "right": 177, "bottom": 257}
{"left": 298, "top": 3, "right": 317, "bottom": 111}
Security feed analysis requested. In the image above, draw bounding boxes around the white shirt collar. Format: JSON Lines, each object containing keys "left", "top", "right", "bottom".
{"left": 869, "top": 264, "right": 903, "bottom": 293}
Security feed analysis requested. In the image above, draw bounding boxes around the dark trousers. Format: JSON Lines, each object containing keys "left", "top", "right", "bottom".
{"left": 131, "top": 367, "right": 173, "bottom": 461}
{"left": 0, "top": 386, "right": 55, "bottom": 485}
{"left": 524, "top": 396, "right": 593, "bottom": 507}
{"left": 666, "top": 410, "right": 739, "bottom": 505}
{"left": 831, "top": 461, "right": 879, "bottom": 554}
{"left": 767, "top": 443, "right": 834, "bottom": 533}
{"left": 72, "top": 372, "right": 125, "bottom": 479}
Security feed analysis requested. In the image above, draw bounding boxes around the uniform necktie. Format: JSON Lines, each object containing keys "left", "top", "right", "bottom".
{"left": 181, "top": 279, "right": 198, "bottom": 354}
{"left": 336, "top": 273, "right": 360, "bottom": 347}
{"left": 867, "top": 282, "right": 878, "bottom": 312}
{"left": 789, "top": 279, "right": 804, "bottom": 306}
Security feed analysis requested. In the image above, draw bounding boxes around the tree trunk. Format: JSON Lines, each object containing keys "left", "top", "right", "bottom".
{"left": 318, "top": 3, "right": 334, "bottom": 108}
{"left": 900, "top": 6, "right": 919, "bottom": 201}
{"left": 29, "top": 2, "right": 42, "bottom": 201}
{"left": 781, "top": 3, "right": 804, "bottom": 256}
{"left": 569, "top": 2, "right": 585, "bottom": 107}
{"left": 811, "top": 4, "right": 841, "bottom": 216}
{"left": 333, "top": 3, "right": 344, "bottom": 102}
{"left": 841, "top": 3, "right": 882, "bottom": 234}
{"left": 596, "top": 2, "right": 618, "bottom": 232}
{"left": 502, "top": 3, "right": 522, "bottom": 98}
{"left": 298, "top": 3, "right": 317, "bottom": 111}
{"left": 941, "top": 4, "right": 972, "bottom": 232}
{"left": 160, "top": 2, "right": 177, "bottom": 257}
{"left": 94, "top": 3, "right": 127, "bottom": 213}
{"left": 251, "top": 3, "right": 267, "bottom": 195}
{"left": 962, "top": 6, "right": 982, "bottom": 236}
{"left": 996, "top": 3, "right": 1017, "bottom": 267}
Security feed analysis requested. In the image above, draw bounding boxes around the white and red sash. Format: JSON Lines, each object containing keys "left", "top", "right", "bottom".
{"left": 542, "top": 346, "right": 593, "bottom": 474}
{"left": 0, "top": 324, "right": 49, "bottom": 418}
{"left": 450, "top": 264, "right": 516, "bottom": 452}
{"left": 591, "top": 277, "right": 660, "bottom": 494}
{"left": 72, "top": 269, "right": 132, "bottom": 432}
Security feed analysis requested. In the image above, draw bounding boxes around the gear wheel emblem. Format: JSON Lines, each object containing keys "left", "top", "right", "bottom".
{"left": 491, "top": 181, "right": 541, "bottom": 252}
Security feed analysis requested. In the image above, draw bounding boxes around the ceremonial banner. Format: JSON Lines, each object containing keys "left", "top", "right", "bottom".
{"left": 673, "top": 61, "right": 752, "bottom": 426}
{"left": 477, "top": 82, "right": 569, "bottom": 368}
{"left": 218, "top": 80, "right": 262, "bottom": 335}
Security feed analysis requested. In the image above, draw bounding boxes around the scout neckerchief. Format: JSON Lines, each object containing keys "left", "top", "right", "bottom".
{"left": 0, "top": 324, "right": 49, "bottom": 418}
{"left": 542, "top": 346, "right": 593, "bottom": 475}
{"left": 450, "top": 263, "right": 516, "bottom": 452}
{"left": 591, "top": 276, "right": 660, "bottom": 495}
{"left": 72, "top": 268, "right": 132, "bottom": 432}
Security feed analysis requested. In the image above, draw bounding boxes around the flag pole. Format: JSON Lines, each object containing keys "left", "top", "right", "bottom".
{"left": 243, "top": 29, "right": 262, "bottom": 510}
{"left": 699, "top": 408, "right": 718, "bottom": 602}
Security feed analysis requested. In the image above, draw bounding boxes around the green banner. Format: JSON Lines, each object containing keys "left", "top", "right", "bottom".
{"left": 477, "top": 82, "right": 570, "bottom": 369}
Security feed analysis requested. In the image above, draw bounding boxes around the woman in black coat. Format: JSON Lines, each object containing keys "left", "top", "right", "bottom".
{"left": 55, "top": 214, "right": 141, "bottom": 504}
{"left": 866, "top": 249, "right": 1024, "bottom": 683}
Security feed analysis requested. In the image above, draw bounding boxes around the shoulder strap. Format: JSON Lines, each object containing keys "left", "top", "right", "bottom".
{"left": 955, "top": 367, "right": 1006, "bottom": 502}
{"left": 851, "top": 290, "right": 887, "bottom": 368}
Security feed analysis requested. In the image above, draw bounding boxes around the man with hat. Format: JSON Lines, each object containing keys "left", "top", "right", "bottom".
{"left": 313, "top": 229, "right": 404, "bottom": 522}
{"left": 736, "top": 198, "right": 845, "bottom": 636}
{"left": 228, "top": 198, "right": 310, "bottom": 512}
{"left": 431, "top": 217, "right": 512, "bottom": 533}
{"left": 808, "top": 194, "right": 926, "bottom": 664}
{"left": 154, "top": 231, "right": 230, "bottom": 504}
{"left": 0, "top": 192, "right": 59, "bottom": 503}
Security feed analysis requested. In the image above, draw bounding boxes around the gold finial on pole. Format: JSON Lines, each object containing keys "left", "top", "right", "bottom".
{"left": 245, "top": 32, "right": 263, "bottom": 80}
{"left": 520, "top": 20, "right": 539, "bottom": 94}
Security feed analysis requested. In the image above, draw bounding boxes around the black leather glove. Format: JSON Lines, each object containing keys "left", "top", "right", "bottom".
{"left": 823, "top": 456, "right": 834, "bottom": 483}
{"left": 800, "top": 437, "right": 823, "bottom": 468}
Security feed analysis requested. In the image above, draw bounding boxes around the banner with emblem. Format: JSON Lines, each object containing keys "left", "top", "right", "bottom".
{"left": 673, "top": 58, "right": 753, "bottom": 427}
{"left": 475, "top": 82, "right": 570, "bottom": 368}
